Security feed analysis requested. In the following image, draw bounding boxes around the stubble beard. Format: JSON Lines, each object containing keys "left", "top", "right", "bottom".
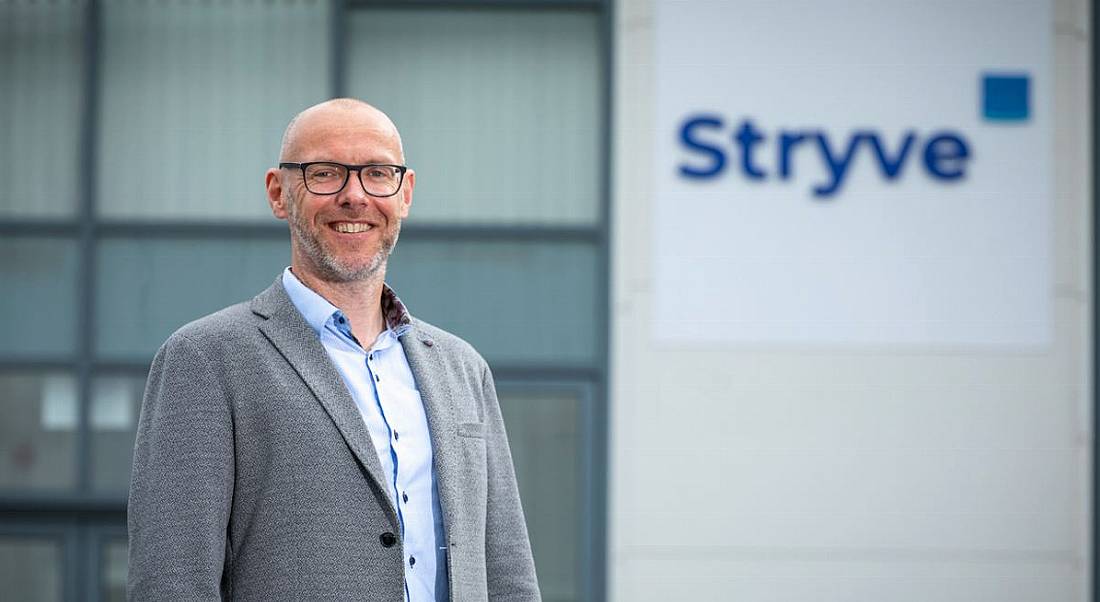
{"left": 286, "top": 195, "right": 401, "bottom": 284}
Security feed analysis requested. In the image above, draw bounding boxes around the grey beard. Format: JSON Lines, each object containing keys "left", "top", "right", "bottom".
{"left": 288, "top": 208, "right": 400, "bottom": 284}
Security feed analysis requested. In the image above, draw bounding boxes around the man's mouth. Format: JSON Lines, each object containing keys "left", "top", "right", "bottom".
{"left": 330, "top": 222, "right": 374, "bottom": 233}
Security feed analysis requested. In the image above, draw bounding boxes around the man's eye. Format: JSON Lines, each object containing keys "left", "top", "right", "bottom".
{"left": 312, "top": 169, "right": 338, "bottom": 178}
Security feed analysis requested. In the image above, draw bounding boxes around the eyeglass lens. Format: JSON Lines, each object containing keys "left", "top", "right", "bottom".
{"left": 303, "top": 162, "right": 402, "bottom": 196}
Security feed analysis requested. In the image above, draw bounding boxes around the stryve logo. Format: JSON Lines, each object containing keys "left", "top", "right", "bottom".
{"left": 677, "top": 116, "right": 971, "bottom": 198}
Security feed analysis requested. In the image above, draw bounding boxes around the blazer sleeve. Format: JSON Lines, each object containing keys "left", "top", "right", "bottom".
{"left": 480, "top": 364, "right": 541, "bottom": 601}
{"left": 128, "top": 333, "right": 235, "bottom": 600}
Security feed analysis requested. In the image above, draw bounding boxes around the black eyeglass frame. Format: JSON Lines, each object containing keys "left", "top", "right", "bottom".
{"left": 279, "top": 161, "right": 409, "bottom": 198}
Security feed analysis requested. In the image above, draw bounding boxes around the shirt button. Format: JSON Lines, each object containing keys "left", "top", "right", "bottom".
{"left": 368, "top": 353, "right": 373, "bottom": 361}
{"left": 409, "top": 556, "right": 416, "bottom": 567}
{"left": 393, "top": 431, "right": 399, "bottom": 441}
{"left": 402, "top": 492, "right": 408, "bottom": 503}
{"left": 379, "top": 532, "right": 397, "bottom": 548}
{"left": 374, "top": 374, "right": 380, "bottom": 382}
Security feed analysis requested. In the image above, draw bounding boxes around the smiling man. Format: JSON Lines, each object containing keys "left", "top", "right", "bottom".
{"left": 127, "top": 99, "right": 540, "bottom": 601}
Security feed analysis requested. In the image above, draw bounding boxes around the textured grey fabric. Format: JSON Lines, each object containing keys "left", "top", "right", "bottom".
{"left": 127, "top": 277, "right": 540, "bottom": 601}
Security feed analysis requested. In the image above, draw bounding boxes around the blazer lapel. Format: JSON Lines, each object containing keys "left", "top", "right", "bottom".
{"left": 251, "top": 279, "right": 398, "bottom": 525}
{"left": 400, "top": 324, "right": 460, "bottom": 538}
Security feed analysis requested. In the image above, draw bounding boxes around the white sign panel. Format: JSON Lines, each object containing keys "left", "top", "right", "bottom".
{"left": 653, "top": 0, "right": 1051, "bottom": 346}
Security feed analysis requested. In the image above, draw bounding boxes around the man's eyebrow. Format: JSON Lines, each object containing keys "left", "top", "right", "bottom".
{"left": 360, "top": 159, "right": 403, "bottom": 166}
{"left": 297, "top": 158, "right": 400, "bottom": 165}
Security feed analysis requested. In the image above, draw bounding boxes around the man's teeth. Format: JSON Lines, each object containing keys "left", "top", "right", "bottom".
{"left": 333, "top": 223, "right": 372, "bottom": 233}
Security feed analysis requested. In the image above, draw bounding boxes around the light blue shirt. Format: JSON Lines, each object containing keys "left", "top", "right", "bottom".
{"left": 282, "top": 268, "right": 448, "bottom": 602}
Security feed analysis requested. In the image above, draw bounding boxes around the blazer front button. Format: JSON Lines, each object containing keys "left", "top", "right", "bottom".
{"left": 379, "top": 532, "right": 397, "bottom": 548}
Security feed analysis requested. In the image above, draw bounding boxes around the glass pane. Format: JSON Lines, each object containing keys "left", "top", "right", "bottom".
{"left": 0, "top": 238, "right": 78, "bottom": 358}
{"left": 97, "top": 0, "right": 331, "bottom": 220}
{"left": 0, "top": 1, "right": 84, "bottom": 218}
{"left": 102, "top": 538, "right": 127, "bottom": 602}
{"left": 348, "top": 9, "right": 602, "bottom": 225}
{"left": 0, "top": 537, "right": 63, "bottom": 602}
{"left": 96, "top": 239, "right": 289, "bottom": 360}
{"left": 387, "top": 240, "right": 599, "bottom": 365}
{"left": 497, "top": 386, "right": 583, "bottom": 602}
{"left": 0, "top": 373, "right": 77, "bottom": 492}
{"left": 92, "top": 376, "right": 145, "bottom": 494}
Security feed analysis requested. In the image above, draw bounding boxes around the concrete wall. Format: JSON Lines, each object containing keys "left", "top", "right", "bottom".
{"left": 609, "top": 0, "right": 1093, "bottom": 599}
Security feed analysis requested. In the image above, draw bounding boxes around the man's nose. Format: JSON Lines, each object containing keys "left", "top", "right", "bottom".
{"left": 339, "top": 169, "right": 372, "bottom": 204}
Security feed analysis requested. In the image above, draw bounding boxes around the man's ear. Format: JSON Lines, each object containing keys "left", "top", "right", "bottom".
{"left": 266, "top": 168, "right": 288, "bottom": 220}
{"left": 398, "top": 169, "right": 415, "bottom": 219}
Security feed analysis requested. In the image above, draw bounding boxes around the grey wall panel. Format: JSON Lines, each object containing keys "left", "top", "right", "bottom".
{"left": 0, "top": 373, "right": 78, "bottom": 492}
{"left": 90, "top": 375, "right": 145, "bottom": 494}
{"left": 97, "top": 0, "right": 332, "bottom": 221}
{"left": 0, "top": 537, "right": 63, "bottom": 602}
{"left": 348, "top": 8, "right": 602, "bottom": 226}
{"left": 498, "top": 385, "right": 584, "bottom": 602}
{"left": 0, "top": 1, "right": 84, "bottom": 218}
{"left": 387, "top": 239, "right": 600, "bottom": 365}
{"left": 95, "top": 239, "right": 289, "bottom": 359}
{"left": 0, "top": 238, "right": 78, "bottom": 357}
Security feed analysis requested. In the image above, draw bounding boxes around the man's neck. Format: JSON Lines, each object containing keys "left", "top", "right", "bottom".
{"left": 291, "top": 266, "right": 387, "bottom": 346}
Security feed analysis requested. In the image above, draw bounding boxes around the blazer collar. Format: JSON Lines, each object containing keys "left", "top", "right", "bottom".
{"left": 250, "top": 278, "right": 400, "bottom": 527}
{"left": 398, "top": 323, "right": 461, "bottom": 541}
{"left": 254, "top": 271, "right": 412, "bottom": 332}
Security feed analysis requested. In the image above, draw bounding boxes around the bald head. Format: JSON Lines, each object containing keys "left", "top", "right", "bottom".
{"left": 264, "top": 97, "right": 415, "bottom": 287}
{"left": 279, "top": 98, "right": 405, "bottom": 164}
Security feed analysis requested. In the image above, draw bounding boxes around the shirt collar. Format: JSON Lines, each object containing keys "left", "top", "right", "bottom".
{"left": 281, "top": 267, "right": 413, "bottom": 337}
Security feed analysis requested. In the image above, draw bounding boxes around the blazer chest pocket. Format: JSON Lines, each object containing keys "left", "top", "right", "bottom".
{"left": 457, "top": 421, "right": 485, "bottom": 438}
{"left": 455, "top": 421, "right": 488, "bottom": 497}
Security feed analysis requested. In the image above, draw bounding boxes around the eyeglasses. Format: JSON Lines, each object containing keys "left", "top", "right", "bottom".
{"left": 279, "top": 161, "right": 408, "bottom": 197}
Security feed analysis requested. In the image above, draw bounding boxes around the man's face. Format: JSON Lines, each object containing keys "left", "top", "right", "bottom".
{"left": 266, "top": 106, "right": 414, "bottom": 284}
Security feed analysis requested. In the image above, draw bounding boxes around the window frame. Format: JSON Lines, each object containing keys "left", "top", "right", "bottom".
{"left": 0, "top": 0, "right": 612, "bottom": 600}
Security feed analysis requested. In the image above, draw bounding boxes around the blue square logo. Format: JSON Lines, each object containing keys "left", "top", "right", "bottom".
{"left": 982, "top": 74, "right": 1030, "bottom": 121}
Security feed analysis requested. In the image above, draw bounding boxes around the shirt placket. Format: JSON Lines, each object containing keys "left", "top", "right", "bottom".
{"left": 364, "top": 334, "right": 422, "bottom": 601}
{"left": 329, "top": 313, "right": 430, "bottom": 601}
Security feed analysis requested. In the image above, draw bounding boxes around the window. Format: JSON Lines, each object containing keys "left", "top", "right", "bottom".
{"left": 0, "top": 2, "right": 607, "bottom": 598}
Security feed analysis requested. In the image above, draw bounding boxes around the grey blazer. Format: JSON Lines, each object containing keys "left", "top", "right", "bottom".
{"left": 127, "top": 278, "right": 540, "bottom": 601}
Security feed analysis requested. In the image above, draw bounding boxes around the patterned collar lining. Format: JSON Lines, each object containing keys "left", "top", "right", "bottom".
{"left": 380, "top": 283, "right": 413, "bottom": 334}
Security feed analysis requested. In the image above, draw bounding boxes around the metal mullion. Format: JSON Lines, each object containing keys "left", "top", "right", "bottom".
{"left": 88, "top": 360, "right": 601, "bottom": 380}
{"left": 90, "top": 360, "right": 154, "bottom": 375}
{"left": 0, "top": 495, "right": 127, "bottom": 517}
{"left": 487, "top": 364, "right": 601, "bottom": 382}
{"left": 1093, "top": 2, "right": 1098, "bottom": 602}
{"left": 95, "top": 220, "right": 604, "bottom": 243}
{"left": 348, "top": 0, "right": 601, "bottom": 10}
{"left": 72, "top": 518, "right": 90, "bottom": 602}
{"left": 96, "top": 221, "right": 287, "bottom": 239}
{"left": 76, "top": 0, "right": 100, "bottom": 486}
{"left": 0, "top": 222, "right": 609, "bottom": 243}
{"left": 0, "top": 222, "right": 79, "bottom": 237}
{"left": 74, "top": 25, "right": 101, "bottom": 602}
{"left": 590, "top": 0, "right": 612, "bottom": 599}
{"left": 86, "top": 522, "right": 128, "bottom": 602}
{"left": 579, "top": 378, "right": 599, "bottom": 602}
{"left": 402, "top": 223, "right": 602, "bottom": 243}
{"left": 0, "top": 359, "right": 78, "bottom": 371}
{"left": 331, "top": 0, "right": 347, "bottom": 97}
{"left": 85, "top": 528, "right": 104, "bottom": 602}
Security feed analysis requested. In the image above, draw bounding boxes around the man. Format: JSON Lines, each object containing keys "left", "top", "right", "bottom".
{"left": 128, "top": 98, "right": 540, "bottom": 601}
